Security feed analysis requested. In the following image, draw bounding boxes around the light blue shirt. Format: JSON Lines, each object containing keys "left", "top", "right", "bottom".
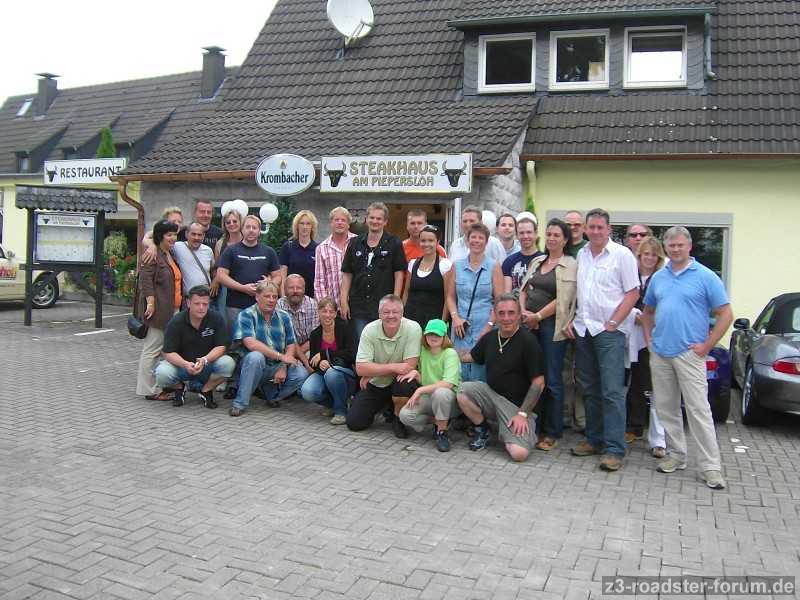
{"left": 643, "top": 258, "right": 729, "bottom": 358}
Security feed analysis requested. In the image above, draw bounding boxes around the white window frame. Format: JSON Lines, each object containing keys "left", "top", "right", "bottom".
{"left": 478, "top": 32, "right": 536, "bottom": 94}
{"left": 16, "top": 99, "right": 33, "bottom": 117}
{"left": 549, "top": 29, "right": 610, "bottom": 91}
{"left": 624, "top": 26, "right": 688, "bottom": 89}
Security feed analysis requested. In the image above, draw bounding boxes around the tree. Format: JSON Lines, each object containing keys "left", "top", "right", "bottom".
{"left": 96, "top": 127, "right": 116, "bottom": 158}
{"left": 261, "top": 197, "right": 296, "bottom": 251}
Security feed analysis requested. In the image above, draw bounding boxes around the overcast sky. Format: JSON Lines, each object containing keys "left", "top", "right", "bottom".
{"left": 0, "top": 0, "right": 278, "bottom": 104}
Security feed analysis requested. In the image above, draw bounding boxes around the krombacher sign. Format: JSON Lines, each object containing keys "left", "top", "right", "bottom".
{"left": 320, "top": 153, "right": 472, "bottom": 193}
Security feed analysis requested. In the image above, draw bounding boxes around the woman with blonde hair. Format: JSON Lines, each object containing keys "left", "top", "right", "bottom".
{"left": 280, "top": 209, "right": 319, "bottom": 296}
{"left": 627, "top": 235, "right": 667, "bottom": 456}
{"left": 212, "top": 201, "right": 247, "bottom": 320}
{"left": 398, "top": 319, "right": 462, "bottom": 452}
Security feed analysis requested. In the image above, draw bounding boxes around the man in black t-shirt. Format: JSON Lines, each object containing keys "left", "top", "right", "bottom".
{"left": 177, "top": 199, "right": 224, "bottom": 249}
{"left": 457, "top": 294, "right": 546, "bottom": 461}
{"left": 216, "top": 214, "right": 282, "bottom": 329}
{"left": 155, "top": 285, "right": 234, "bottom": 409}
{"left": 340, "top": 202, "right": 406, "bottom": 342}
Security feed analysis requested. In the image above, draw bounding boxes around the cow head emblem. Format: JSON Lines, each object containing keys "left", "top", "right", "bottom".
{"left": 441, "top": 159, "right": 467, "bottom": 188}
{"left": 46, "top": 167, "right": 58, "bottom": 182}
{"left": 323, "top": 161, "right": 347, "bottom": 187}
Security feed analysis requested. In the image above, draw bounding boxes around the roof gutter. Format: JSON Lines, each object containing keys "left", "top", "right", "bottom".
{"left": 112, "top": 166, "right": 512, "bottom": 183}
{"left": 521, "top": 153, "right": 800, "bottom": 161}
{"left": 447, "top": 7, "right": 715, "bottom": 29}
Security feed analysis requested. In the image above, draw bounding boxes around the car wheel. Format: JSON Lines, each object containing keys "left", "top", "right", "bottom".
{"left": 32, "top": 276, "right": 59, "bottom": 309}
{"left": 741, "top": 363, "right": 771, "bottom": 425}
{"left": 710, "top": 381, "right": 730, "bottom": 423}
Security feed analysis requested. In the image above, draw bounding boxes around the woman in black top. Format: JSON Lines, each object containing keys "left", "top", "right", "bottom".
{"left": 300, "top": 297, "right": 356, "bottom": 425}
{"left": 402, "top": 225, "right": 454, "bottom": 328}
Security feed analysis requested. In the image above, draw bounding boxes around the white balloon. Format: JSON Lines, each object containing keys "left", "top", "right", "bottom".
{"left": 232, "top": 199, "right": 249, "bottom": 222}
{"left": 516, "top": 211, "right": 537, "bottom": 224}
{"left": 482, "top": 210, "right": 496, "bottom": 234}
{"left": 260, "top": 203, "right": 279, "bottom": 224}
{"left": 220, "top": 201, "right": 234, "bottom": 218}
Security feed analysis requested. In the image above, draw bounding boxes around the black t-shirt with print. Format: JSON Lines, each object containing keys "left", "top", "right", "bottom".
{"left": 341, "top": 232, "right": 406, "bottom": 319}
{"left": 218, "top": 241, "right": 280, "bottom": 309}
{"left": 471, "top": 326, "right": 544, "bottom": 406}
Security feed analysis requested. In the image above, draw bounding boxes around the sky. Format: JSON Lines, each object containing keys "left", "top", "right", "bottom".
{"left": 0, "top": 0, "right": 279, "bottom": 104}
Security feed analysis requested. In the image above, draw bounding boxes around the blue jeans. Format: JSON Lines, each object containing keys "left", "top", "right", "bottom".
{"left": 234, "top": 351, "right": 309, "bottom": 410}
{"left": 461, "top": 362, "right": 486, "bottom": 383}
{"left": 535, "top": 318, "right": 568, "bottom": 439}
{"left": 350, "top": 317, "right": 370, "bottom": 345}
{"left": 155, "top": 355, "right": 235, "bottom": 391}
{"left": 300, "top": 367, "right": 356, "bottom": 416}
{"left": 576, "top": 330, "right": 627, "bottom": 457}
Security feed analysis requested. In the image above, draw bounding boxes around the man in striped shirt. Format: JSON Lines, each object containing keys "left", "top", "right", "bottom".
{"left": 314, "top": 206, "right": 357, "bottom": 305}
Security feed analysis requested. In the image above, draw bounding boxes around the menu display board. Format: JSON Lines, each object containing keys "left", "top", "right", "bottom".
{"left": 34, "top": 211, "right": 96, "bottom": 264}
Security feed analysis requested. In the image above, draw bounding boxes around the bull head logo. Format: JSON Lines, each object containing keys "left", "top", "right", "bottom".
{"left": 323, "top": 161, "right": 347, "bottom": 188}
{"left": 46, "top": 167, "right": 58, "bottom": 182}
{"left": 441, "top": 159, "right": 467, "bottom": 188}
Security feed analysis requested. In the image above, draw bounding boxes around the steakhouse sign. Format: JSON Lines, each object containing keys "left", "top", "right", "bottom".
{"left": 320, "top": 154, "right": 472, "bottom": 193}
{"left": 255, "top": 154, "right": 315, "bottom": 196}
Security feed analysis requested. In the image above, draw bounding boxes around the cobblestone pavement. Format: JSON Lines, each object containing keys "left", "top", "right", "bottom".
{"left": 1, "top": 301, "right": 799, "bottom": 600}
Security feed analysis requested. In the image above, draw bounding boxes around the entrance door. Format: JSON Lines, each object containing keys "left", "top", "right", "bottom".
{"left": 385, "top": 201, "right": 453, "bottom": 249}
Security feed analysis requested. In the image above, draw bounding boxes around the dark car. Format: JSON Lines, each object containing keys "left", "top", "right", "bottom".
{"left": 730, "top": 293, "right": 800, "bottom": 424}
{"left": 706, "top": 345, "right": 732, "bottom": 423}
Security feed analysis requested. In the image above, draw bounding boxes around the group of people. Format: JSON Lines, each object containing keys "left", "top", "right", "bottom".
{"left": 133, "top": 200, "right": 733, "bottom": 489}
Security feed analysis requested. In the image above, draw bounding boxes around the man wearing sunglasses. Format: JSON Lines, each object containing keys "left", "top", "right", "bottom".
{"left": 625, "top": 223, "right": 654, "bottom": 254}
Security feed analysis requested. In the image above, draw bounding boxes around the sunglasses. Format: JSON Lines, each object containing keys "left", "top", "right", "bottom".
{"left": 421, "top": 225, "right": 439, "bottom": 233}
{"left": 627, "top": 232, "right": 648, "bottom": 238}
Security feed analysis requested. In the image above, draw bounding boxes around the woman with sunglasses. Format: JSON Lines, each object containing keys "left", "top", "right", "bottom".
{"left": 212, "top": 204, "right": 246, "bottom": 323}
{"left": 402, "top": 225, "right": 454, "bottom": 329}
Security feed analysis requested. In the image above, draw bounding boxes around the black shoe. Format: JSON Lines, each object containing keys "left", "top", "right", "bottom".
{"left": 392, "top": 417, "right": 408, "bottom": 439}
{"left": 198, "top": 390, "right": 217, "bottom": 409}
{"left": 468, "top": 422, "right": 490, "bottom": 451}
{"left": 223, "top": 386, "right": 237, "bottom": 400}
{"left": 434, "top": 429, "right": 451, "bottom": 452}
{"left": 265, "top": 398, "right": 280, "bottom": 408}
{"left": 172, "top": 389, "right": 185, "bottom": 407}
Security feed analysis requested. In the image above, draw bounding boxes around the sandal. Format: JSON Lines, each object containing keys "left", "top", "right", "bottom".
{"left": 535, "top": 437, "right": 558, "bottom": 451}
{"left": 145, "top": 390, "right": 174, "bottom": 401}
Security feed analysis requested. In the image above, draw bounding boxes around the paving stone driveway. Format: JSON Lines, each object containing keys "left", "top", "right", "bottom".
{"left": 1, "top": 302, "right": 799, "bottom": 600}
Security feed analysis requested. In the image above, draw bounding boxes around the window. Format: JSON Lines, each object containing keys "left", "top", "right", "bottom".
{"left": 16, "top": 154, "right": 30, "bottom": 173}
{"left": 478, "top": 33, "right": 536, "bottom": 93}
{"left": 754, "top": 301, "right": 775, "bottom": 334}
{"left": 625, "top": 27, "right": 687, "bottom": 88}
{"left": 16, "top": 99, "right": 33, "bottom": 117}
{"left": 550, "top": 29, "right": 609, "bottom": 90}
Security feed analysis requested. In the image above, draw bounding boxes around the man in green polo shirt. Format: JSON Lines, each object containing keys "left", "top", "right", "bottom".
{"left": 347, "top": 294, "right": 422, "bottom": 437}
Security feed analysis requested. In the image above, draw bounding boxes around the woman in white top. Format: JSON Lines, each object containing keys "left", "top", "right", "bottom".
{"left": 402, "top": 225, "right": 454, "bottom": 329}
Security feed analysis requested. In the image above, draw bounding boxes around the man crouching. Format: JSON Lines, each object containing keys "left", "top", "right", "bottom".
{"left": 155, "top": 285, "right": 235, "bottom": 408}
{"left": 457, "top": 293, "right": 545, "bottom": 461}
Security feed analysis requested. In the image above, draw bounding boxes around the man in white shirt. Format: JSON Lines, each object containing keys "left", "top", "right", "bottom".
{"left": 172, "top": 221, "right": 214, "bottom": 297}
{"left": 495, "top": 213, "right": 521, "bottom": 257}
{"left": 449, "top": 206, "right": 506, "bottom": 264}
{"left": 567, "top": 208, "right": 640, "bottom": 472}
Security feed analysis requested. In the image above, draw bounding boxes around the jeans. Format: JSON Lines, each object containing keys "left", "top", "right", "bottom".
{"left": 155, "top": 355, "right": 236, "bottom": 391}
{"left": 350, "top": 317, "right": 371, "bottom": 345}
{"left": 215, "top": 286, "right": 228, "bottom": 327}
{"left": 461, "top": 362, "right": 487, "bottom": 383}
{"left": 300, "top": 367, "right": 356, "bottom": 416}
{"left": 535, "top": 317, "right": 568, "bottom": 439}
{"left": 234, "top": 351, "right": 309, "bottom": 410}
{"left": 576, "top": 329, "right": 627, "bottom": 457}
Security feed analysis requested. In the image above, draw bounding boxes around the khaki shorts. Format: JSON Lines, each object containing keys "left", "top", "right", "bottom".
{"left": 460, "top": 382, "right": 536, "bottom": 450}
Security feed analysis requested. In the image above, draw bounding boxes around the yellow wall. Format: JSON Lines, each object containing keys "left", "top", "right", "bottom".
{"left": 533, "top": 159, "right": 800, "bottom": 329}
{"left": 0, "top": 179, "right": 141, "bottom": 263}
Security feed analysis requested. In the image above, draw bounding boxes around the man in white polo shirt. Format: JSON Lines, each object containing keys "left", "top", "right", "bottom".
{"left": 172, "top": 221, "right": 215, "bottom": 299}
{"left": 567, "top": 208, "right": 640, "bottom": 471}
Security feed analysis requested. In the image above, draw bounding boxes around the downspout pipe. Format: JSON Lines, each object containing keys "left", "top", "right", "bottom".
{"left": 117, "top": 180, "right": 145, "bottom": 261}
{"left": 704, "top": 13, "right": 717, "bottom": 79}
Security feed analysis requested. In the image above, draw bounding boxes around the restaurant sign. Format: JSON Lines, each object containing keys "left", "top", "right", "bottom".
{"left": 43, "top": 158, "right": 128, "bottom": 185}
{"left": 255, "top": 153, "right": 315, "bottom": 196}
{"left": 320, "top": 153, "right": 472, "bottom": 193}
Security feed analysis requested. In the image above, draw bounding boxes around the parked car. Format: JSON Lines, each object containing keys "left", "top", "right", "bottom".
{"left": 730, "top": 293, "right": 800, "bottom": 424}
{"left": 0, "top": 243, "right": 59, "bottom": 308}
{"left": 706, "top": 345, "right": 732, "bottom": 423}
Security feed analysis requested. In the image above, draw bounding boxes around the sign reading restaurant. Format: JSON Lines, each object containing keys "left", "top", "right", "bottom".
{"left": 255, "top": 153, "right": 315, "bottom": 196}
{"left": 320, "top": 153, "right": 472, "bottom": 193}
{"left": 43, "top": 158, "right": 128, "bottom": 185}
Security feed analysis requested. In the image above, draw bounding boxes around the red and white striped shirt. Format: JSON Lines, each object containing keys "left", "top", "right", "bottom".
{"left": 314, "top": 232, "right": 357, "bottom": 305}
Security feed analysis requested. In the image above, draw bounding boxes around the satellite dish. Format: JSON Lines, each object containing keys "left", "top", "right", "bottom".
{"left": 327, "top": 0, "right": 374, "bottom": 44}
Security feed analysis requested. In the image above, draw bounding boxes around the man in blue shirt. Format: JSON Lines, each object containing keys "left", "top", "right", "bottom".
{"left": 642, "top": 226, "right": 733, "bottom": 490}
{"left": 229, "top": 280, "right": 308, "bottom": 417}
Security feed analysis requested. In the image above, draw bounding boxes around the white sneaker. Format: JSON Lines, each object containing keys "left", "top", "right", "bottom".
{"left": 330, "top": 414, "right": 347, "bottom": 425}
{"left": 656, "top": 456, "right": 687, "bottom": 473}
{"left": 702, "top": 470, "right": 726, "bottom": 489}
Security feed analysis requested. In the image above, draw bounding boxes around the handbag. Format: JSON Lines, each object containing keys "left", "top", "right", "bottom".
{"left": 127, "top": 272, "right": 149, "bottom": 339}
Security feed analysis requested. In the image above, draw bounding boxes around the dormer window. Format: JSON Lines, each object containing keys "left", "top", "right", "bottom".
{"left": 63, "top": 148, "right": 80, "bottom": 160}
{"left": 478, "top": 32, "right": 535, "bottom": 93}
{"left": 624, "top": 26, "right": 687, "bottom": 88}
{"left": 549, "top": 29, "right": 609, "bottom": 91}
{"left": 16, "top": 99, "right": 33, "bottom": 117}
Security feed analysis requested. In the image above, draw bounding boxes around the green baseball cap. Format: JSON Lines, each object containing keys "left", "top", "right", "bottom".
{"left": 423, "top": 319, "right": 448, "bottom": 337}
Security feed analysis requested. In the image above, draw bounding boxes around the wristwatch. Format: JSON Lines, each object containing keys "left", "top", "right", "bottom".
{"left": 517, "top": 411, "right": 528, "bottom": 418}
